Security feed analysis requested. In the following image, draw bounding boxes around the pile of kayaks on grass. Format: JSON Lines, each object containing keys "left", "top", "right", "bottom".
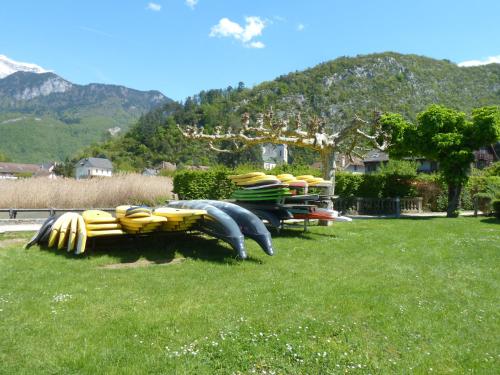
{"left": 227, "top": 172, "right": 351, "bottom": 225}
{"left": 25, "top": 200, "right": 275, "bottom": 260}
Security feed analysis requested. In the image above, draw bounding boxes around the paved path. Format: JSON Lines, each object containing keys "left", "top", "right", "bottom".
{"left": 0, "top": 224, "right": 42, "bottom": 233}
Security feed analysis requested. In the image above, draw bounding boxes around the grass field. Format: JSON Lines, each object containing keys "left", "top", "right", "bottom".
{"left": 0, "top": 218, "right": 498, "bottom": 374}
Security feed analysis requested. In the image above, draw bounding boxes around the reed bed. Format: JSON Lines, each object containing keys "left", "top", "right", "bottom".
{"left": 0, "top": 174, "right": 173, "bottom": 208}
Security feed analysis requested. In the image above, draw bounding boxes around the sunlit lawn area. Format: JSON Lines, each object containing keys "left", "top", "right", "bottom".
{"left": 0, "top": 217, "right": 499, "bottom": 374}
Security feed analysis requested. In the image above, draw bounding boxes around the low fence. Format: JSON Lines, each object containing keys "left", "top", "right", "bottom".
{"left": 0, "top": 208, "right": 115, "bottom": 219}
{"left": 332, "top": 197, "right": 423, "bottom": 215}
{"left": 1, "top": 198, "right": 423, "bottom": 219}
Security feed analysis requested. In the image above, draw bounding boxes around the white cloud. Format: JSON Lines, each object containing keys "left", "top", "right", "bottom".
{"left": 297, "top": 23, "right": 305, "bottom": 31}
{"left": 146, "top": 2, "right": 161, "bottom": 11}
{"left": 185, "top": 0, "right": 198, "bottom": 9}
{"left": 458, "top": 55, "right": 500, "bottom": 67}
{"left": 209, "top": 16, "right": 266, "bottom": 48}
{"left": 248, "top": 41, "right": 265, "bottom": 49}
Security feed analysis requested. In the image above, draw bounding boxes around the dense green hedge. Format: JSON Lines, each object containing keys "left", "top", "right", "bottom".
{"left": 173, "top": 168, "right": 235, "bottom": 200}
{"left": 173, "top": 163, "right": 500, "bottom": 213}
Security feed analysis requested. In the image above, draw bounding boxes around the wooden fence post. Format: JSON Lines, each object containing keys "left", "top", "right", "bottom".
{"left": 395, "top": 197, "right": 401, "bottom": 218}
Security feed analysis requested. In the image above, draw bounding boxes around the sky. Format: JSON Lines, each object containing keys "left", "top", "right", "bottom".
{"left": 1, "top": 0, "right": 499, "bottom": 101}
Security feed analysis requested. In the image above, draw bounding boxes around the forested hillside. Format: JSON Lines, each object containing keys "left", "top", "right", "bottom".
{"left": 79, "top": 52, "right": 500, "bottom": 170}
{"left": 0, "top": 71, "right": 170, "bottom": 162}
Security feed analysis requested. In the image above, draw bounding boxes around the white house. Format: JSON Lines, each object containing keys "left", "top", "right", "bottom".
{"left": 0, "top": 162, "right": 56, "bottom": 179}
{"left": 75, "top": 157, "right": 113, "bottom": 179}
{"left": 262, "top": 144, "right": 288, "bottom": 170}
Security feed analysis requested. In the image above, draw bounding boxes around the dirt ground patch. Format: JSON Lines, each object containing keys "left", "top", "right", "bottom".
{"left": 99, "top": 257, "right": 185, "bottom": 269}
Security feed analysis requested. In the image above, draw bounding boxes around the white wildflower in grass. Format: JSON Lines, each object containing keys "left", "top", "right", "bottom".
{"left": 52, "top": 293, "right": 72, "bottom": 303}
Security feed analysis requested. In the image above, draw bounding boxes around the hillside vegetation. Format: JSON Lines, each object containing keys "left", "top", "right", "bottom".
{"left": 83, "top": 52, "right": 500, "bottom": 171}
{"left": 0, "top": 71, "right": 170, "bottom": 162}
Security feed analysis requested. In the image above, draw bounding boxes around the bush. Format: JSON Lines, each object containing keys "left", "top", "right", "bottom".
{"left": 335, "top": 161, "right": 418, "bottom": 199}
{"left": 493, "top": 199, "right": 500, "bottom": 219}
{"left": 484, "top": 161, "right": 500, "bottom": 177}
{"left": 335, "top": 173, "right": 363, "bottom": 197}
{"left": 173, "top": 167, "right": 236, "bottom": 200}
{"left": 413, "top": 174, "right": 445, "bottom": 211}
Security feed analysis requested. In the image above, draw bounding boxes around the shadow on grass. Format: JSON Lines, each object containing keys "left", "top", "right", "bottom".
{"left": 274, "top": 227, "right": 337, "bottom": 239}
{"left": 38, "top": 232, "right": 261, "bottom": 265}
{"left": 480, "top": 217, "right": 500, "bottom": 225}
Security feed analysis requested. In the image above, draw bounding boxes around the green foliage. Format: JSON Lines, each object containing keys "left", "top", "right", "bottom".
{"left": 383, "top": 104, "right": 500, "bottom": 215}
{"left": 334, "top": 173, "right": 364, "bottom": 198}
{"left": 483, "top": 161, "right": 500, "bottom": 177}
{"left": 335, "top": 161, "right": 418, "bottom": 199}
{"left": 173, "top": 167, "right": 235, "bottom": 200}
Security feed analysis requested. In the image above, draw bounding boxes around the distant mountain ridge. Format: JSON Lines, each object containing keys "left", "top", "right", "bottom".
{"left": 0, "top": 63, "right": 170, "bottom": 163}
{"left": 0, "top": 54, "right": 48, "bottom": 78}
{"left": 86, "top": 52, "right": 500, "bottom": 171}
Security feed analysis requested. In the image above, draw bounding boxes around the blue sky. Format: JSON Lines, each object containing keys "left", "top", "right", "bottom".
{"left": 1, "top": 0, "right": 499, "bottom": 100}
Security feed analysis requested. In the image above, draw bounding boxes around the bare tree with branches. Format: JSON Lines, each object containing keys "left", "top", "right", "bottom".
{"left": 177, "top": 109, "right": 387, "bottom": 221}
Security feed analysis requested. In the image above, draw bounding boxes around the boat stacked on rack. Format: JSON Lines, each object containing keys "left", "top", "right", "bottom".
{"left": 229, "top": 172, "right": 292, "bottom": 202}
{"left": 228, "top": 172, "right": 341, "bottom": 227}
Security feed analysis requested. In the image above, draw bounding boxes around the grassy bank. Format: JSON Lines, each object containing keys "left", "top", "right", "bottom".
{"left": 0, "top": 174, "right": 173, "bottom": 208}
{"left": 0, "top": 217, "right": 499, "bottom": 373}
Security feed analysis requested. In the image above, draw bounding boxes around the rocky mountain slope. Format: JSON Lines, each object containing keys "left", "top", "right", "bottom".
{"left": 86, "top": 52, "right": 500, "bottom": 170}
{"left": 0, "top": 66, "right": 170, "bottom": 163}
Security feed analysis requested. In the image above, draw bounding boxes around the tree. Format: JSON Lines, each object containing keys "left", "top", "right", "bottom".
{"left": 378, "top": 105, "right": 500, "bottom": 217}
{"left": 177, "top": 110, "right": 380, "bottom": 224}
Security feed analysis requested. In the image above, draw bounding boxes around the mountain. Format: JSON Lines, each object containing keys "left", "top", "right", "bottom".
{"left": 0, "top": 54, "right": 48, "bottom": 78}
{"left": 0, "top": 58, "right": 170, "bottom": 163}
{"left": 84, "top": 52, "right": 500, "bottom": 171}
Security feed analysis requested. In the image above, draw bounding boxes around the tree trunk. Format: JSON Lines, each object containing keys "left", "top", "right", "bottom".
{"left": 318, "top": 149, "right": 336, "bottom": 226}
{"left": 446, "top": 183, "right": 462, "bottom": 217}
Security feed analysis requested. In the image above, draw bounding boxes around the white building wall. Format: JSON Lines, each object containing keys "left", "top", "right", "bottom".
{"left": 75, "top": 166, "right": 112, "bottom": 179}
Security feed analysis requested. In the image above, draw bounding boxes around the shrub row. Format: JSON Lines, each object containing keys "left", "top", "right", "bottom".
{"left": 173, "top": 163, "right": 500, "bottom": 213}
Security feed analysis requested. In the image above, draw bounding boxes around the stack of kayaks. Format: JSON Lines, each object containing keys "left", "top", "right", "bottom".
{"left": 296, "top": 175, "right": 332, "bottom": 187}
{"left": 229, "top": 172, "right": 292, "bottom": 202}
{"left": 25, "top": 212, "right": 88, "bottom": 254}
{"left": 24, "top": 200, "right": 286, "bottom": 260}
{"left": 153, "top": 207, "right": 206, "bottom": 232}
{"left": 83, "top": 210, "right": 124, "bottom": 238}
{"left": 116, "top": 205, "right": 167, "bottom": 234}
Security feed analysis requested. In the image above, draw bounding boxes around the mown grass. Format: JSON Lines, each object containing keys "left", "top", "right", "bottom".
{"left": 0, "top": 218, "right": 498, "bottom": 374}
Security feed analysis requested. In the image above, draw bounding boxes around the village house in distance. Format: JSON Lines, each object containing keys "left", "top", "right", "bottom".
{"left": 75, "top": 157, "right": 113, "bottom": 179}
{"left": 0, "top": 162, "right": 56, "bottom": 179}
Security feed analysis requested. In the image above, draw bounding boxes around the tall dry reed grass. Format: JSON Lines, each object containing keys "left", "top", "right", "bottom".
{"left": 0, "top": 174, "right": 173, "bottom": 208}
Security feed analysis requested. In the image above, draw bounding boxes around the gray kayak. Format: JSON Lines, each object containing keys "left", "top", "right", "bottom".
{"left": 167, "top": 201, "right": 247, "bottom": 259}
{"left": 25, "top": 215, "right": 58, "bottom": 249}
{"left": 197, "top": 200, "right": 274, "bottom": 256}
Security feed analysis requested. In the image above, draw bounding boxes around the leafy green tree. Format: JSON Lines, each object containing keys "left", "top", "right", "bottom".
{"left": 380, "top": 105, "right": 500, "bottom": 217}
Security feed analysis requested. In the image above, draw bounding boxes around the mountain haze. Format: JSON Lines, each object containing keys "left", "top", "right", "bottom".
{"left": 86, "top": 52, "right": 500, "bottom": 170}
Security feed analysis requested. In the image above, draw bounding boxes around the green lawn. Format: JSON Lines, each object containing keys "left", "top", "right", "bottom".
{"left": 0, "top": 218, "right": 499, "bottom": 374}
